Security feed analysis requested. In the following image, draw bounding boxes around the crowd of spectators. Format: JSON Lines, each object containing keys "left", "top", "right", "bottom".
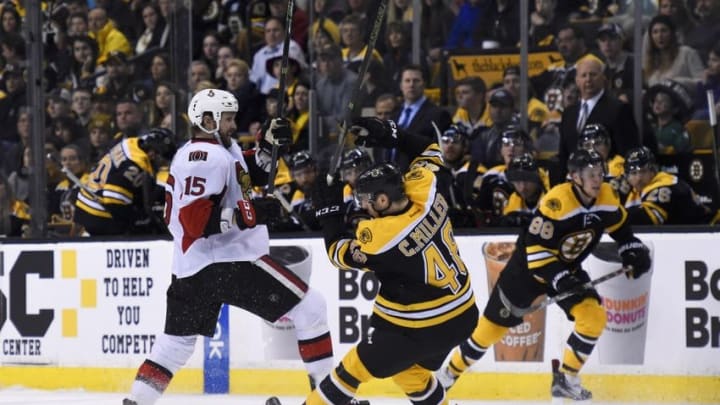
{"left": 1, "top": 0, "right": 720, "bottom": 238}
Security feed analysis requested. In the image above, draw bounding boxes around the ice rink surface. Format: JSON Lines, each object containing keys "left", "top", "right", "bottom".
{"left": 0, "top": 388, "right": 712, "bottom": 405}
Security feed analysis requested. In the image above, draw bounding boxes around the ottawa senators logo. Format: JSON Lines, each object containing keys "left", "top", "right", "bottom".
{"left": 358, "top": 227, "right": 373, "bottom": 244}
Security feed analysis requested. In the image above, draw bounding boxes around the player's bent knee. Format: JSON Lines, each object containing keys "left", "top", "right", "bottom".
{"left": 571, "top": 298, "right": 606, "bottom": 338}
{"left": 287, "top": 288, "right": 328, "bottom": 331}
{"left": 148, "top": 334, "right": 197, "bottom": 374}
{"left": 392, "top": 365, "right": 432, "bottom": 394}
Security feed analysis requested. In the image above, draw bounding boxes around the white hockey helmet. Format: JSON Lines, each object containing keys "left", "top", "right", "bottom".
{"left": 187, "top": 89, "right": 239, "bottom": 137}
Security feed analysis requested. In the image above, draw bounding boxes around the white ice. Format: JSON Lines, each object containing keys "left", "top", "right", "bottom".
{"left": 0, "top": 387, "right": 711, "bottom": 405}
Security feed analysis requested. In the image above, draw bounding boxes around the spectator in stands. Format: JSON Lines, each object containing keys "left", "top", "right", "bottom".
{"left": 66, "top": 35, "right": 100, "bottom": 90}
{"left": 643, "top": 15, "right": 704, "bottom": 91}
{"left": 445, "top": 0, "right": 486, "bottom": 50}
{"left": 374, "top": 92, "right": 398, "bottom": 121}
{"left": 395, "top": 64, "right": 452, "bottom": 141}
{"left": 288, "top": 80, "right": 311, "bottom": 154}
{"left": 265, "top": 46, "right": 307, "bottom": 112}
{"left": 188, "top": 60, "right": 212, "bottom": 93}
{"left": 529, "top": 0, "right": 566, "bottom": 47}
{"left": 53, "top": 115, "right": 89, "bottom": 152}
{"left": 315, "top": 43, "right": 357, "bottom": 142}
{"left": 1, "top": 32, "right": 26, "bottom": 68}
{"left": 340, "top": 14, "right": 383, "bottom": 73}
{"left": 646, "top": 79, "right": 693, "bottom": 155}
{"left": 199, "top": 31, "right": 221, "bottom": 78}
{"left": 502, "top": 65, "right": 550, "bottom": 128}
{"left": 532, "top": 25, "right": 588, "bottom": 115}
{"left": 473, "top": 0, "right": 519, "bottom": 49}
{"left": 558, "top": 56, "right": 640, "bottom": 180}
{"left": 95, "top": 0, "right": 141, "bottom": 43}
{"left": 421, "top": 0, "right": 455, "bottom": 69}
{"left": 214, "top": 45, "right": 236, "bottom": 85}
{"left": 625, "top": 146, "right": 711, "bottom": 224}
{"left": 67, "top": 12, "right": 89, "bottom": 37}
{"left": 71, "top": 87, "right": 93, "bottom": 128}
{"left": 135, "top": 3, "right": 168, "bottom": 57}
{"left": 8, "top": 145, "right": 30, "bottom": 203}
{"left": 470, "top": 88, "right": 518, "bottom": 168}
{"left": 313, "top": 0, "right": 346, "bottom": 24}
{"left": 0, "top": 5, "right": 21, "bottom": 41}
{"left": 597, "top": 23, "right": 634, "bottom": 103}
{"left": 383, "top": 21, "right": 413, "bottom": 85}
{"left": 114, "top": 99, "right": 144, "bottom": 138}
{"left": 269, "top": 0, "right": 310, "bottom": 50}
{"left": 97, "top": 51, "right": 133, "bottom": 101}
{"left": 453, "top": 76, "right": 490, "bottom": 137}
{"left": 223, "top": 59, "right": 264, "bottom": 135}
{"left": 1, "top": 107, "right": 29, "bottom": 176}
{"left": 693, "top": 41, "right": 720, "bottom": 120}
{"left": 0, "top": 63, "right": 26, "bottom": 145}
{"left": 145, "top": 52, "right": 171, "bottom": 91}
{"left": 147, "top": 82, "right": 177, "bottom": 128}
{"left": 686, "top": 0, "right": 720, "bottom": 63}
{"left": 346, "top": 0, "right": 372, "bottom": 31}
{"left": 0, "top": 173, "right": 30, "bottom": 237}
{"left": 87, "top": 113, "right": 113, "bottom": 163}
{"left": 250, "top": 16, "right": 306, "bottom": 95}
{"left": 655, "top": 0, "right": 695, "bottom": 45}
{"left": 87, "top": 7, "right": 132, "bottom": 65}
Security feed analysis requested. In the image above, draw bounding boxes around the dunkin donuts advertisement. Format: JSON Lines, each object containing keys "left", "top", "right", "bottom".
{"left": 483, "top": 242, "right": 546, "bottom": 362}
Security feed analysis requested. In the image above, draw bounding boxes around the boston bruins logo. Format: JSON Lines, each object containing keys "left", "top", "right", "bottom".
{"left": 546, "top": 197, "right": 561, "bottom": 212}
{"left": 358, "top": 227, "right": 373, "bottom": 243}
{"left": 560, "top": 230, "right": 594, "bottom": 261}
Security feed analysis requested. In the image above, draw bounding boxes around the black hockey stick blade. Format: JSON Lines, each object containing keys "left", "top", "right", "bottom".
{"left": 499, "top": 266, "right": 633, "bottom": 318}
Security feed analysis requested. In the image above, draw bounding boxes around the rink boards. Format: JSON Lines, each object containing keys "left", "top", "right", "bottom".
{"left": 0, "top": 232, "right": 718, "bottom": 402}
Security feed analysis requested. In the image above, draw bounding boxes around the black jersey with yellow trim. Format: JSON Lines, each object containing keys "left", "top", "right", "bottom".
{"left": 505, "top": 182, "right": 634, "bottom": 285}
{"left": 625, "top": 171, "right": 709, "bottom": 225}
{"left": 74, "top": 138, "right": 155, "bottom": 234}
{"left": 474, "top": 164, "right": 513, "bottom": 224}
{"left": 327, "top": 165, "right": 475, "bottom": 330}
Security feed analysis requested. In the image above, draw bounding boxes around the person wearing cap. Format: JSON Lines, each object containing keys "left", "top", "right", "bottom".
{"left": 502, "top": 65, "right": 551, "bottom": 127}
{"left": 264, "top": 44, "right": 307, "bottom": 113}
{"left": 250, "top": 16, "right": 307, "bottom": 95}
{"left": 87, "top": 7, "right": 131, "bottom": 66}
{"left": 596, "top": 23, "right": 635, "bottom": 103}
{"left": 500, "top": 152, "right": 551, "bottom": 227}
{"left": 558, "top": 55, "right": 641, "bottom": 182}
{"left": 472, "top": 125, "right": 533, "bottom": 226}
{"left": 87, "top": 113, "right": 113, "bottom": 163}
{"left": 95, "top": 50, "right": 133, "bottom": 101}
{"left": 470, "top": 88, "right": 518, "bottom": 169}
{"left": 315, "top": 43, "right": 358, "bottom": 142}
{"left": 646, "top": 79, "right": 693, "bottom": 155}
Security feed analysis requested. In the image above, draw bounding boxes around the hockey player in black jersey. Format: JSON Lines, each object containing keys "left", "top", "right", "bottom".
{"left": 499, "top": 153, "right": 550, "bottom": 228}
{"left": 304, "top": 118, "right": 479, "bottom": 405}
{"left": 436, "top": 149, "right": 652, "bottom": 401}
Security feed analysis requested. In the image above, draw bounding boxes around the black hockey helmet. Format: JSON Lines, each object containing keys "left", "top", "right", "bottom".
{"left": 577, "top": 123, "right": 611, "bottom": 150}
{"left": 354, "top": 163, "right": 405, "bottom": 203}
{"left": 340, "top": 148, "right": 373, "bottom": 171}
{"left": 624, "top": 146, "right": 656, "bottom": 173}
{"left": 288, "top": 150, "right": 316, "bottom": 171}
{"left": 567, "top": 149, "right": 604, "bottom": 174}
{"left": 500, "top": 125, "right": 531, "bottom": 148}
{"left": 506, "top": 153, "right": 541, "bottom": 183}
{"left": 440, "top": 124, "right": 470, "bottom": 144}
{"left": 139, "top": 127, "right": 177, "bottom": 161}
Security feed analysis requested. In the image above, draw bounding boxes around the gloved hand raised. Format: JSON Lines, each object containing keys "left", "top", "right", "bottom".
{"left": 259, "top": 118, "right": 292, "bottom": 155}
{"left": 618, "top": 240, "right": 652, "bottom": 279}
{"left": 312, "top": 174, "right": 345, "bottom": 222}
{"left": 349, "top": 117, "right": 399, "bottom": 148}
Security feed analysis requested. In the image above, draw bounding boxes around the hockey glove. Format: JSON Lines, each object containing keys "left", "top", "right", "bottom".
{"left": 259, "top": 117, "right": 292, "bottom": 156}
{"left": 252, "top": 196, "right": 282, "bottom": 225}
{"left": 312, "top": 175, "right": 345, "bottom": 222}
{"left": 350, "top": 117, "right": 399, "bottom": 148}
{"left": 618, "top": 239, "right": 652, "bottom": 279}
{"left": 551, "top": 270, "right": 586, "bottom": 294}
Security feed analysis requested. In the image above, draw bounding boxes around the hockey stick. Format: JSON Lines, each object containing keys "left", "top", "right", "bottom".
{"left": 498, "top": 266, "right": 633, "bottom": 318}
{"left": 326, "top": 0, "right": 388, "bottom": 186}
{"left": 266, "top": 0, "right": 295, "bottom": 194}
{"left": 46, "top": 153, "right": 98, "bottom": 199}
{"left": 271, "top": 188, "right": 312, "bottom": 231}
{"left": 706, "top": 90, "right": 720, "bottom": 207}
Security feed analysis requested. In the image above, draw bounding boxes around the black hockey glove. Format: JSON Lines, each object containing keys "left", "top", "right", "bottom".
{"left": 259, "top": 117, "right": 292, "bottom": 155}
{"left": 252, "top": 196, "right": 283, "bottom": 226}
{"left": 350, "top": 117, "right": 399, "bottom": 148}
{"left": 618, "top": 239, "right": 651, "bottom": 279}
{"left": 312, "top": 175, "right": 345, "bottom": 223}
{"left": 551, "top": 270, "right": 586, "bottom": 294}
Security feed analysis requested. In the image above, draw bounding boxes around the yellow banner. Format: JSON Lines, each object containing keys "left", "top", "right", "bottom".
{"left": 448, "top": 49, "right": 563, "bottom": 87}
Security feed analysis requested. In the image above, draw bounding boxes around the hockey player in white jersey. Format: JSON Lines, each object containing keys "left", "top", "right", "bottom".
{"left": 123, "top": 89, "right": 334, "bottom": 405}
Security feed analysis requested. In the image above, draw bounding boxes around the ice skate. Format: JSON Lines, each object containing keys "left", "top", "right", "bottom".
{"left": 265, "top": 397, "right": 282, "bottom": 405}
{"left": 349, "top": 399, "right": 371, "bottom": 405}
{"left": 122, "top": 400, "right": 137, "bottom": 405}
{"left": 550, "top": 359, "right": 592, "bottom": 401}
{"left": 435, "top": 366, "right": 458, "bottom": 391}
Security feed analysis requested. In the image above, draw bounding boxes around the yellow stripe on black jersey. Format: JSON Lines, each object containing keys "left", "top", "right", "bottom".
{"left": 523, "top": 182, "right": 627, "bottom": 281}
{"left": 345, "top": 166, "right": 474, "bottom": 329}
{"left": 624, "top": 171, "right": 709, "bottom": 225}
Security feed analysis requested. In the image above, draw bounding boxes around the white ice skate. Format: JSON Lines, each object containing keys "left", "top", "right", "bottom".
{"left": 550, "top": 359, "right": 592, "bottom": 401}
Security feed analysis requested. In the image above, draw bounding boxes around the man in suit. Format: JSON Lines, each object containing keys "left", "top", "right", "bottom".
{"left": 390, "top": 64, "right": 452, "bottom": 169}
{"left": 557, "top": 56, "right": 639, "bottom": 183}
